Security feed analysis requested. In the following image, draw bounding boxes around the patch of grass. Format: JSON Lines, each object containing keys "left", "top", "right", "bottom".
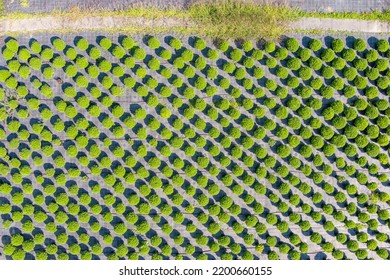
{"left": 0, "top": 0, "right": 3, "bottom": 16}
{"left": 189, "top": 0, "right": 299, "bottom": 39}
{"left": 301, "top": 10, "right": 390, "bottom": 21}
{"left": 20, "top": 0, "right": 29, "bottom": 8}
{"left": 113, "top": 7, "right": 188, "bottom": 18}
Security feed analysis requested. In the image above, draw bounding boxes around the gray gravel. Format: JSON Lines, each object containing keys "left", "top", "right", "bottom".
{"left": 290, "top": 0, "right": 390, "bottom": 13}
{"left": 0, "top": 32, "right": 390, "bottom": 260}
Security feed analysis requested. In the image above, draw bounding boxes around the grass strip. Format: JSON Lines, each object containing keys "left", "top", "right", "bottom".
{"left": 300, "top": 10, "right": 390, "bottom": 21}
{"left": 0, "top": 0, "right": 299, "bottom": 39}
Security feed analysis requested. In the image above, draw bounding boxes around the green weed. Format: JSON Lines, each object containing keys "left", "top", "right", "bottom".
{"left": 189, "top": 0, "right": 299, "bottom": 39}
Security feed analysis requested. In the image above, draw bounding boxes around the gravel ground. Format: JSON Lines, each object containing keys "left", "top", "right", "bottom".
{"left": 0, "top": 32, "right": 389, "bottom": 260}
{"left": 2, "top": 15, "right": 390, "bottom": 36}
{"left": 293, "top": 18, "right": 390, "bottom": 33}
{"left": 290, "top": 0, "right": 390, "bottom": 13}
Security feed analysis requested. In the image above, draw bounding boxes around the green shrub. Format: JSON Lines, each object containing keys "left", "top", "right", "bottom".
{"left": 321, "top": 49, "right": 335, "bottom": 62}
{"left": 331, "top": 77, "right": 344, "bottom": 90}
{"left": 264, "top": 79, "right": 277, "bottom": 91}
{"left": 181, "top": 65, "right": 195, "bottom": 79}
{"left": 298, "top": 48, "right": 311, "bottom": 61}
{"left": 75, "top": 75, "right": 88, "bottom": 88}
{"left": 132, "top": 47, "right": 146, "bottom": 60}
{"left": 376, "top": 39, "right": 389, "bottom": 52}
{"left": 167, "top": 38, "right": 181, "bottom": 51}
{"left": 308, "top": 57, "right": 322, "bottom": 70}
{"left": 75, "top": 37, "right": 89, "bottom": 50}
{"left": 194, "top": 38, "right": 206, "bottom": 50}
{"left": 118, "top": 37, "right": 135, "bottom": 51}
{"left": 354, "top": 38, "right": 366, "bottom": 52}
{"left": 195, "top": 56, "right": 207, "bottom": 70}
{"left": 376, "top": 248, "right": 389, "bottom": 259}
{"left": 97, "top": 58, "right": 112, "bottom": 72}
{"left": 8, "top": 59, "right": 20, "bottom": 72}
{"left": 310, "top": 77, "right": 322, "bottom": 90}
{"left": 242, "top": 57, "right": 254, "bottom": 69}
{"left": 354, "top": 76, "right": 368, "bottom": 89}
{"left": 366, "top": 49, "right": 379, "bottom": 62}
{"left": 308, "top": 39, "right": 322, "bottom": 51}
{"left": 194, "top": 76, "right": 207, "bottom": 90}
{"left": 299, "top": 67, "right": 312, "bottom": 80}
{"left": 146, "top": 37, "right": 160, "bottom": 49}
{"left": 376, "top": 58, "right": 389, "bottom": 71}
{"left": 97, "top": 37, "right": 112, "bottom": 50}
{"left": 332, "top": 57, "right": 346, "bottom": 70}
{"left": 287, "top": 77, "right": 300, "bottom": 89}
{"left": 297, "top": 106, "right": 312, "bottom": 120}
{"left": 222, "top": 62, "right": 235, "bottom": 74}
{"left": 285, "top": 38, "right": 299, "bottom": 52}
{"left": 274, "top": 47, "right": 288, "bottom": 60}
{"left": 321, "top": 65, "right": 334, "bottom": 79}
{"left": 111, "top": 65, "right": 125, "bottom": 77}
{"left": 266, "top": 57, "right": 277, "bottom": 68}
{"left": 275, "top": 66, "right": 288, "bottom": 79}
{"left": 377, "top": 76, "right": 390, "bottom": 89}
{"left": 277, "top": 145, "right": 291, "bottom": 158}
{"left": 341, "top": 49, "right": 356, "bottom": 62}
{"left": 86, "top": 46, "right": 101, "bottom": 60}
{"left": 354, "top": 58, "right": 368, "bottom": 71}
{"left": 238, "top": 41, "right": 253, "bottom": 53}
{"left": 287, "top": 57, "right": 301, "bottom": 70}
{"left": 40, "top": 47, "right": 54, "bottom": 60}
{"left": 343, "top": 67, "right": 357, "bottom": 82}
{"left": 6, "top": 39, "right": 20, "bottom": 54}
{"left": 52, "top": 56, "right": 66, "bottom": 68}
{"left": 331, "top": 38, "right": 344, "bottom": 52}
{"left": 264, "top": 41, "right": 276, "bottom": 53}
{"left": 75, "top": 56, "right": 88, "bottom": 69}
{"left": 63, "top": 47, "right": 77, "bottom": 60}
{"left": 2, "top": 46, "right": 15, "bottom": 60}
{"left": 28, "top": 57, "right": 42, "bottom": 70}
{"left": 299, "top": 145, "right": 312, "bottom": 158}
